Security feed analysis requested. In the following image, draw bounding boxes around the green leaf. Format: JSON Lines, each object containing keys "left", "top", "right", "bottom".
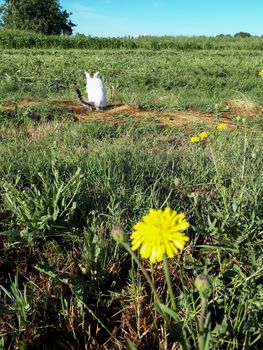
{"left": 155, "top": 303, "right": 180, "bottom": 322}
{"left": 127, "top": 340, "right": 138, "bottom": 350}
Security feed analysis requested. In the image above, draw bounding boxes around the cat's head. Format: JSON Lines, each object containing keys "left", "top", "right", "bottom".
{"left": 85, "top": 71, "right": 100, "bottom": 82}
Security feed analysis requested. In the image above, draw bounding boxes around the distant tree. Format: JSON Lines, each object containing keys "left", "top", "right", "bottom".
{"left": 75, "top": 33, "right": 86, "bottom": 38}
{"left": 0, "top": 0, "right": 76, "bottom": 35}
{"left": 234, "top": 32, "right": 251, "bottom": 38}
{"left": 216, "top": 34, "right": 232, "bottom": 37}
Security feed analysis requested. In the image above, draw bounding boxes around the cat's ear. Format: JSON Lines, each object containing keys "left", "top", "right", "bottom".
{"left": 94, "top": 72, "right": 100, "bottom": 78}
{"left": 85, "top": 71, "right": 91, "bottom": 79}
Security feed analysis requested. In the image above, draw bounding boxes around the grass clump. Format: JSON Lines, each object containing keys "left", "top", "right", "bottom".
{"left": 0, "top": 103, "right": 70, "bottom": 127}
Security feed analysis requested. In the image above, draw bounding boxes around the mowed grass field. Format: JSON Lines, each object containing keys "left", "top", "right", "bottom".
{"left": 0, "top": 34, "right": 263, "bottom": 350}
{"left": 0, "top": 46, "right": 263, "bottom": 110}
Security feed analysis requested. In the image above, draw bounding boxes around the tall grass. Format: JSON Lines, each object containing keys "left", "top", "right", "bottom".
{"left": 0, "top": 115, "right": 262, "bottom": 349}
{"left": 1, "top": 29, "right": 263, "bottom": 50}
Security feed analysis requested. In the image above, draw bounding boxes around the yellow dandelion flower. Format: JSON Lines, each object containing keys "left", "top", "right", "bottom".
{"left": 259, "top": 70, "right": 263, "bottom": 77}
{"left": 199, "top": 131, "right": 209, "bottom": 139}
{"left": 130, "top": 208, "right": 190, "bottom": 263}
{"left": 191, "top": 136, "right": 200, "bottom": 143}
{"left": 217, "top": 123, "right": 226, "bottom": 130}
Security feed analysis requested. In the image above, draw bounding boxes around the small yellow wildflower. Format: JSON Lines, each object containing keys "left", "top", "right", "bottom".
{"left": 191, "top": 136, "right": 200, "bottom": 143}
{"left": 199, "top": 131, "right": 209, "bottom": 139}
{"left": 217, "top": 123, "right": 226, "bottom": 130}
{"left": 259, "top": 70, "right": 263, "bottom": 77}
{"left": 131, "top": 208, "right": 190, "bottom": 263}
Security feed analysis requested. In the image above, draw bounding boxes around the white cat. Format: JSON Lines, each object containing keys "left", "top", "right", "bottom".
{"left": 76, "top": 71, "right": 107, "bottom": 110}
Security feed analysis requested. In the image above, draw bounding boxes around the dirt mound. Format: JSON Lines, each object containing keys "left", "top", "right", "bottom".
{"left": 0, "top": 98, "right": 243, "bottom": 127}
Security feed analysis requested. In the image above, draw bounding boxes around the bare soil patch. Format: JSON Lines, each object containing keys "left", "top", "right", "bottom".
{"left": 0, "top": 98, "right": 250, "bottom": 127}
{"left": 52, "top": 101, "right": 237, "bottom": 127}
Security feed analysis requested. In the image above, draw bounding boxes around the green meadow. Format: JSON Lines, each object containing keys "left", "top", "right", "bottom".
{"left": 0, "top": 50, "right": 263, "bottom": 111}
{"left": 0, "top": 32, "right": 263, "bottom": 349}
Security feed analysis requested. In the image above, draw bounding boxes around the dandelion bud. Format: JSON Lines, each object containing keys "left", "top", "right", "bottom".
{"left": 111, "top": 225, "right": 126, "bottom": 244}
{"left": 194, "top": 274, "right": 210, "bottom": 299}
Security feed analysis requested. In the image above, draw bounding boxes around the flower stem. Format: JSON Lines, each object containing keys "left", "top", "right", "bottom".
{"left": 198, "top": 297, "right": 207, "bottom": 350}
{"left": 162, "top": 254, "right": 177, "bottom": 311}
{"left": 122, "top": 242, "right": 162, "bottom": 305}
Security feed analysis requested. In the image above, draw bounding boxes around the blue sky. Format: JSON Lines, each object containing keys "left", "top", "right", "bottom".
{"left": 0, "top": 0, "right": 262, "bottom": 37}
{"left": 60, "top": 0, "right": 263, "bottom": 37}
